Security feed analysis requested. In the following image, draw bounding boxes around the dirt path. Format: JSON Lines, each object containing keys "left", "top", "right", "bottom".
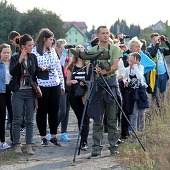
{"left": 0, "top": 109, "right": 129, "bottom": 170}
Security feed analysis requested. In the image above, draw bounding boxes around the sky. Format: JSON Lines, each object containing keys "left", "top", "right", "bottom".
{"left": 6, "top": 0, "right": 170, "bottom": 31}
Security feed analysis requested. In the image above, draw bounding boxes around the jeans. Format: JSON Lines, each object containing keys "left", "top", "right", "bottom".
{"left": 129, "top": 102, "right": 145, "bottom": 133}
{"left": 152, "top": 72, "right": 169, "bottom": 105}
{"left": 12, "top": 89, "right": 35, "bottom": 144}
{"left": 58, "top": 92, "right": 70, "bottom": 133}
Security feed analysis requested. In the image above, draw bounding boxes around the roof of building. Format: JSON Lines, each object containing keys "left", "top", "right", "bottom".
{"left": 64, "top": 21, "right": 87, "bottom": 29}
{"left": 66, "top": 24, "right": 88, "bottom": 38}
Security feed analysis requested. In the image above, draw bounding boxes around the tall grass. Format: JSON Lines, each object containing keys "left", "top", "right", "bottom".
{"left": 117, "top": 84, "right": 170, "bottom": 170}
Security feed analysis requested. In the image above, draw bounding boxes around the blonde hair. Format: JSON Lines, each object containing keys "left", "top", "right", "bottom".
{"left": 129, "top": 36, "right": 143, "bottom": 50}
{"left": 0, "top": 43, "right": 11, "bottom": 58}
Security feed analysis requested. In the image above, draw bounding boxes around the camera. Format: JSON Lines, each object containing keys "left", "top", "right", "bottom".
{"left": 119, "top": 35, "right": 131, "bottom": 44}
{"left": 159, "top": 35, "right": 166, "bottom": 42}
{"left": 64, "top": 45, "right": 76, "bottom": 49}
{"left": 23, "top": 76, "right": 31, "bottom": 86}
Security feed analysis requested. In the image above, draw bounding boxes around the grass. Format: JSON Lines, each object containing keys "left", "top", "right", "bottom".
{"left": 0, "top": 150, "right": 20, "bottom": 166}
{"left": 116, "top": 84, "right": 170, "bottom": 170}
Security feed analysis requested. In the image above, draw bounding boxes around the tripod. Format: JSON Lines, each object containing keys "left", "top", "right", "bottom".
{"left": 73, "top": 56, "right": 146, "bottom": 163}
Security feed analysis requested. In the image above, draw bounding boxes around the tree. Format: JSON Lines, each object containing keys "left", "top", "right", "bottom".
{"left": 87, "top": 25, "right": 96, "bottom": 40}
{"left": 0, "top": 1, "right": 21, "bottom": 44}
{"left": 19, "top": 8, "right": 66, "bottom": 39}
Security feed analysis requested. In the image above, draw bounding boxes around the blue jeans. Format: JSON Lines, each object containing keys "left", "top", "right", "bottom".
{"left": 152, "top": 72, "right": 169, "bottom": 105}
{"left": 12, "top": 89, "right": 35, "bottom": 144}
{"left": 58, "top": 92, "right": 70, "bottom": 133}
{"left": 129, "top": 102, "right": 145, "bottom": 133}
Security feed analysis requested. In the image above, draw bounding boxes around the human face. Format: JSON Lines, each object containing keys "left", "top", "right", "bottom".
{"left": 131, "top": 43, "right": 141, "bottom": 53}
{"left": 44, "top": 36, "right": 54, "bottom": 48}
{"left": 0, "top": 47, "right": 11, "bottom": 62}
{"left": 151, "top": 36, "right": 161, "bottom": 45}
{"left": 75, "top": 45, "right": 85, "bottom": 52}
{"left": 98, "top": 28, "right": 110, "bottom": 43}
{"left": 21, "top": 40, "right": 34, "bottom": 53}
{"left": 10, "top": 37, "right": 18, "bottom": 47}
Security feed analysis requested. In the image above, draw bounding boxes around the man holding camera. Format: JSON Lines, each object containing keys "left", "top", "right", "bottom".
{"left": 88, "top": 26, "right": 122, "bottom": 157}
{"left": 146, "top": 33, "right": 170, "bottom": 106}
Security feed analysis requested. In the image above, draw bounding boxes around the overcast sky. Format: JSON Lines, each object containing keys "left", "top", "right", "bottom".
{"left": 7, "top": 0, "right": 170, "bottom": 31}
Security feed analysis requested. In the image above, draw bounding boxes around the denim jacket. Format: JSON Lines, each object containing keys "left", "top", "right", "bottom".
{"left": 0, "top": 59, "right": 6, "bottom": 93}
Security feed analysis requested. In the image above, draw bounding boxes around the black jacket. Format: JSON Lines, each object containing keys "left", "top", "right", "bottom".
{"left": 146, "top": 41, "right": 170, "bottom": 58}
{"left": 9, "top": 52, "right": 39, "bottom": 92}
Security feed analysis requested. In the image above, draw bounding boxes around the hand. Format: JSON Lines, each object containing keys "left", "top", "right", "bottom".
{"left": 39, "top": 66, "right": 49, "bottom": 71}
{"left": 19, "top": 48, "right": 27, "bottom": 63}
{"left": 61, "top": 88, "right": 65, "bottom": 95}
{"left": 71, "top": 80, "right": 78, "bottom": 84}
{"left": 133, "top": 58, "right": 140, "bottom": 65}
{"left": 160, "top": 35, "right": 167, "bottom": 41}
{"left": 124, "top": 81, "right": 129, "bottom": 87}
{"left": 79, "top": 81, "right": 85, "bottom": 86}
{"left": 120, "top": 44, "right": 128, "bottom": 52}
{"left": 95, "top": 66, "right": 107, "bottom": 74}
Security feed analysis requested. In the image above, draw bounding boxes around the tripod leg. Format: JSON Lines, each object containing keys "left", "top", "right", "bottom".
{"left": 99, "top": 74, "right": 146, "bottom": 152}
{"left": 73, "top": 82, "right": 95, "bottom": 162}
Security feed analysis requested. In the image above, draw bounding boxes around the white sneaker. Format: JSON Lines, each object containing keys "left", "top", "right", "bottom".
{"left": 1, "top": 142, "right": 11, "bottom": 149}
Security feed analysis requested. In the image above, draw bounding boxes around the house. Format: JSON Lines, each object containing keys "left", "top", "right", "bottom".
{"left": 64, "top": 21, "right": 89, "bottom": 46}
{"left": 64, "top": 21, "right": 88, "bottom": 34}
{"left": 152, "top": 20, "right": 167, "bottom": 32}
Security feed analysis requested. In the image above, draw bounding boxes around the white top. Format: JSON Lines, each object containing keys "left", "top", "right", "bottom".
{"left": 5, "top": 63, "right": 12, "bottom": 85}
{"left": 124, "top": 64, "right": 147, "bottom": 87}
{"left": 32, "top": 47, "right": 64, "bottom": 89}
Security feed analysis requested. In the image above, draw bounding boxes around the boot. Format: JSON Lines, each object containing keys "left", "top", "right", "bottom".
{"left": 15, "top": 144, "right": 22, "bottom": 153}
{"left": 26, "top": 144, "right": 34, "bottom": 155}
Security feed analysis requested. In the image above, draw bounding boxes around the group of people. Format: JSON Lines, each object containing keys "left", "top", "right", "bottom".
{"left": 0, "top": 25, "right": 169, "bottom": 158}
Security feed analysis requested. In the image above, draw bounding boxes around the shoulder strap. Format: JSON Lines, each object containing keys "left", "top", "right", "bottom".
{"left": 97, "top": 44, "right": 110, "bottom": 51}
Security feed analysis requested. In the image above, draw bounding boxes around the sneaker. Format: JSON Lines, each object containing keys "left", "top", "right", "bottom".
{"left": 59, "top": 133, "right": 70, "bottom": 142}
{"left": 20, "top": 127, "right": 26, "bottom": 133}
{"left": 41, "top": 138, "right": 49, "bottom": 147}
{"left": 81, "top": 142, "right": 89, "bottom": 151}
{"left": 50, "top": 138, "right": 61, "bottom": 147}
{"left": 1, "top": 142, "right": 11, "bottom": 149}
{"left": 116, "top": 139, "right": 124, "bottom": 145}
{"left": 91, "top": 150, "right": 101, "bottom": 157}
{"left": 14, "top": 144, "right": 22, "bottom": 153}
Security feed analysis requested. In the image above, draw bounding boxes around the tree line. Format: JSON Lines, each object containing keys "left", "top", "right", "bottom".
{"left": 1, "top": 1, "right": 170, "bottom": 46}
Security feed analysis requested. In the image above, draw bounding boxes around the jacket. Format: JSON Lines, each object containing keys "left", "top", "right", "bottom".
{"left": 0, "top": 59, "right": 6, "bottom": 93}
{"left": 146, "top": 41, "right": 170, "bottom": 77}
{"left": 9, "top": 52, "right": 39, "bottom": 92}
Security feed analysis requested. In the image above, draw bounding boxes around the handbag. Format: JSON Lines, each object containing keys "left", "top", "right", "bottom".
{"left": 37, "top": 68, "right": 49, "bottom": 80}
{"left": 72, "top": 83, "right": 86, "bottom": 97}
{"left": 22, "top": 61, "right": 42, "bottom": 99}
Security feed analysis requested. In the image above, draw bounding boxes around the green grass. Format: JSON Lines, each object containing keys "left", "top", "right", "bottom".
{"left": 116, "top": 85, "right": 170, "bottom": 170}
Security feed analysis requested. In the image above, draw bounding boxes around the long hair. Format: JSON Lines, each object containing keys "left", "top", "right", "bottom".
{"left": 68, "top": 56, "right": 78, "bottom": 72}
{"left": 34, "top": 28, "right": 54, "bottom": 55}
